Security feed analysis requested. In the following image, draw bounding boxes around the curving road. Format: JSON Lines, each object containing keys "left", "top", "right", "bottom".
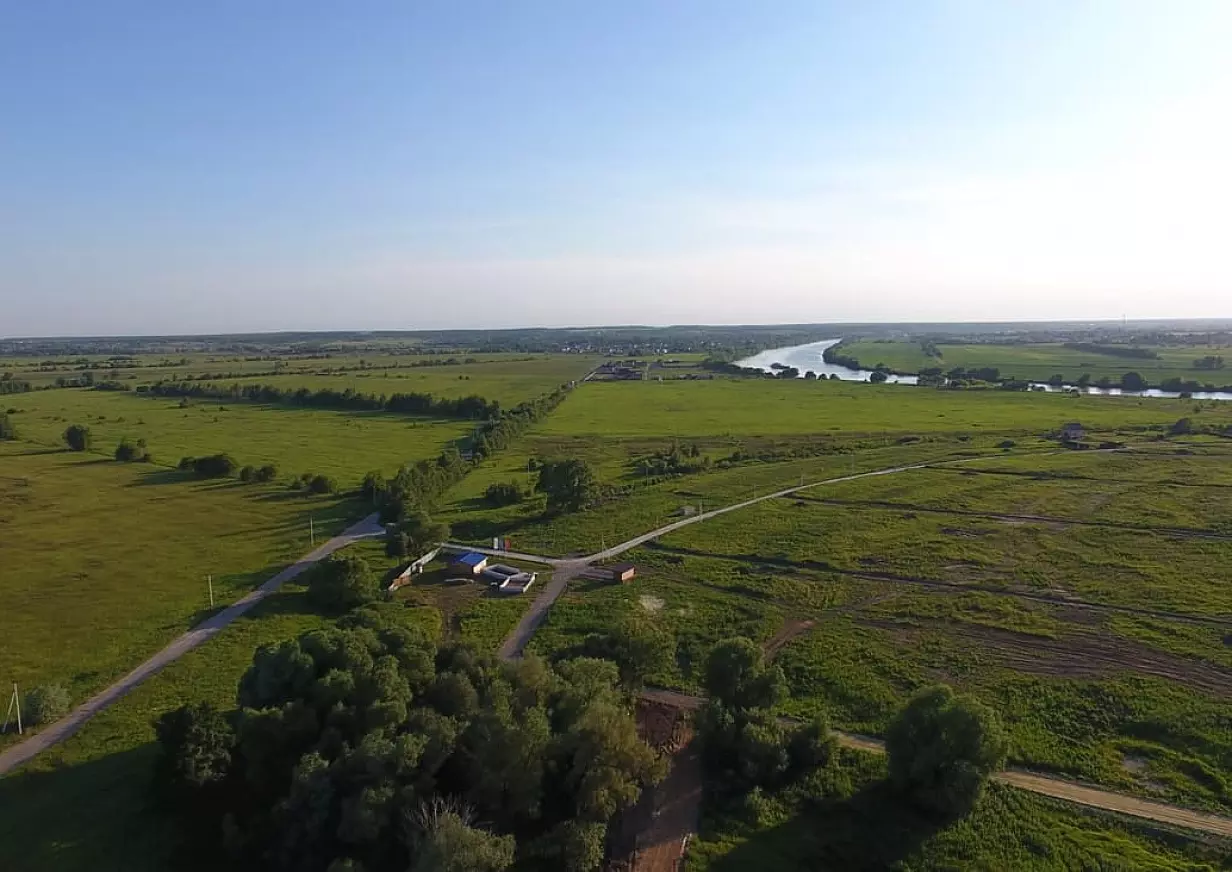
{"left": 0, "top": 513, "right": 384, "bottom": 777}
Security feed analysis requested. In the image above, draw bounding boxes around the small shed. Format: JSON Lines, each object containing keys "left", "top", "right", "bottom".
{"left": 1060, "top": 422, "right": 1085, "bottom": 442}
{"left": 610, "top": 562, "right": 637, "bottom": 583}
{"left": 451, "top": 552, "right": 489, "bottom": 575}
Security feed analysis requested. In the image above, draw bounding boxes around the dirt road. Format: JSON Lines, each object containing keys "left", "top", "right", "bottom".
{"left": 638, "top": 688, "right": 1232, "bottom": 838}
{"left": 0, "top": 513, "right": 384, "bottom": 777}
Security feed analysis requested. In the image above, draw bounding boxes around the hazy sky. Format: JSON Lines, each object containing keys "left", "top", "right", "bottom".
{"left": 3, "top": 1, "right": 1231, "bottom": 337}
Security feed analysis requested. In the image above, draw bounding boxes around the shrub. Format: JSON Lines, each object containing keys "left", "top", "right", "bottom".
{"left": 23, "top": 683, "right": 71, "bottom": 725}
{"left": 239, "top": 465, "right": 256, "bottom": 482}
{"left": 178, "top": 456, "right": 196, "bottom": 471}
{"left": 63, "top": 424, "right": 92, "bottom": 451}
{"left": 192, "top": 454, "right": 238, "bottom": 478}
{"left": 254, "top": 464, "right": 278, "bottom": 483}
{"left": 115, "top": 438, "right": 149, "bottom": 462}
{"left": 484, "top": 481, "right": 525, "bottom": 507}
{"left": 0, "top": 413, "right": 15, "bottom": 441}
{"left": 307, "top": 474, "right": 337, "bottom": 495}
{"left": 1170, "top": 417, "right": 1195, "bottom": 436}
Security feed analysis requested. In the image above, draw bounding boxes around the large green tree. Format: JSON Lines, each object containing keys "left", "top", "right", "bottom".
{"left": 306, "top": 553, "right": 380, "bottom": 613}
{"left": 155, "top": 625, "right": 662, "bottom": 871}
{"left": 885, "top": 684, "right": 1007, "bottom": 818}
{"left": 703, "top": 637, "right": 784, "bottom": 711}
{"left": 535, "top": 458, "right": 598, "bottom": 514}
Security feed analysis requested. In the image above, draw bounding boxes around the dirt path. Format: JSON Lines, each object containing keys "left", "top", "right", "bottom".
{"left": 637, "top": 688, "right": 1232, "bottom": 838}
{"left": 0, "top": 513, "right": 385, "bottom": 777}
{"left": 497, "top": 561, "right": 586, "bottom": 660}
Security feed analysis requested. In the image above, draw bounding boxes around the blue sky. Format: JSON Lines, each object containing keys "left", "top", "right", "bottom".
{"left": 3, "top": 1, "right": 1231, "bottom": 336}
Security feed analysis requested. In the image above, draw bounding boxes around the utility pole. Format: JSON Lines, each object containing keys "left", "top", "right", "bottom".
{"left": 208, "top": 575, "right": 215, "bottom": 608}
{"left": 4, "top": 684, "right": 21, "bottom": 735}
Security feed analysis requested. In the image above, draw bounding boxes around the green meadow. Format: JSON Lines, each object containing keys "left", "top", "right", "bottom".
{"left": 0, "top": 441, "right": 359, "bottom": 740}
{"left": 4, "top": 388, "right": 467, "bottom": 483}
{"left": 840, "top": 338, "right": 1232, "bottom": 385}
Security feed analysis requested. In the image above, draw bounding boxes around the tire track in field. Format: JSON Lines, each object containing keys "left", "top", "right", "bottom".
{"left": 638, "top": 541, "right": 1232, "bottom": 629}
{"left": 789, "top": 495, "right": 1232, "bottom": 541}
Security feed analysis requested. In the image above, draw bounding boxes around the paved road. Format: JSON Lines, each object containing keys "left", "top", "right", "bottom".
{"left": 639, "top": 688, "right": 1232, "bottom": 838}
{"left": 0, "top": 513, "right": 384, "bottom": 777}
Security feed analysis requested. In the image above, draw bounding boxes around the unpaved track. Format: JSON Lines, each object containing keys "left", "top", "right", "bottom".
{"left": 638, "top": 688, "right": 1232, "bottom": 838}
{"left": 0, "top": 513, "right": 384, "bottom": 777}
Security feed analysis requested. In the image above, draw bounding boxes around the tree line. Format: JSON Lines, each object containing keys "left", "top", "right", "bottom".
{"left": 143, "top": 381, "right": 502, "bottom": 420}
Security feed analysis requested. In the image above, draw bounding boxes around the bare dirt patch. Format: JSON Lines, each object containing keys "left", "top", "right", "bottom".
{"left": 763, "top": 617, "right": 817, "bottom": 659}
{"left": 639, "top": 594, "right": 665, "bottom": 614}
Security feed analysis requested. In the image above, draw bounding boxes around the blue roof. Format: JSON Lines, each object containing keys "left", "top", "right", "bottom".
{"left": 454, "top": 552, "right": 487, "bottom": 567}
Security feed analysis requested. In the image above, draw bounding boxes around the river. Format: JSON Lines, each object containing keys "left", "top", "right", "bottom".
{"left": 737, "top": 339, "right": 1232, "bottom": 401}
{"left": 735, "top": 339, "right": 918, "bottom": 384}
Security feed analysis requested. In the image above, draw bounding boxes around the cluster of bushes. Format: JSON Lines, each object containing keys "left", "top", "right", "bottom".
{"left": 484, "top": 481, "right": 526, "bottom": 507}
{"left": 821, "top": 345, "right": 863, "bottom": 371}
{"left": 146, "top": 381, "right": 500, "bottom": 420}
{"left": 178, "top": 453, "right": 238, "bottom": 478}
{"left": 1193, "top": 355, "right": 1226, "bottom": 371}
{"left": 152, "top": 616, "right": 665, "bottom": 871}
{"left": 0, "top": 412, "right": 15, "bottom": 441}
{"left": 698, "top": 637, "right": 1007, "bottom": 823}
{"left": 114, "top": 438, "right": 150, "bottom": 462}
{"left": 636, "top": 442, "right": 709, "bottom": 477}
{"left": 1062, "top": 342, "right": 1159, "bottom": 359}
{"left": 0, "top": 376, "right": 32, "bottom": 395}
{"left": 290, "top": 471, "right": 337, "bottom": 494}
{"left": 306, "top": 552, "right": 381, "bottom": 612}
{"left": 238, "top": 464, "right": 278, "bottom": 483}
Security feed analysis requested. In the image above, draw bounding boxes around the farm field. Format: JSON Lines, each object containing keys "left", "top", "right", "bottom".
{"left": 537, "top": 378, "right": 1232, "bottom": 437}
{"left": 840, "top": 339, "right": 1232, "bottom": 385}
{"left": 0, "top": 350, "right": 592, "bottom": 390}
{"left": 0, "top": 440, "right": 361, "bottom": 746}
{"left": 3, "top": 388, "right": 467, "bottom": 484}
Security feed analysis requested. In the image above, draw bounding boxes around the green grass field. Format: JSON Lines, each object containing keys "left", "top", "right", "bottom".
{"left": 4, "top": 388, "right": 468, "bottom": 483}
{"left": 538, "top": 378, "right": 1232, "bottom": 437}
{"left": 0, "top": 441, "right": 361, "bottom": 741}
{"left": 1, "top": 351, "right": 599, "bottom": 399}
{"left": 840, "top": 339, "right": 1232, "bottom": 385}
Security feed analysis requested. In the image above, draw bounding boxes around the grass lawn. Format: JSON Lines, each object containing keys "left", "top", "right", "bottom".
{"left": 840, "top": 339, "right": 1232, "bottom": 386}
{"left": 3, "top": 388, "right": 469, "bottom": 484}
{"left": 0, "top": 441, "right": 361, "bottom": 744}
